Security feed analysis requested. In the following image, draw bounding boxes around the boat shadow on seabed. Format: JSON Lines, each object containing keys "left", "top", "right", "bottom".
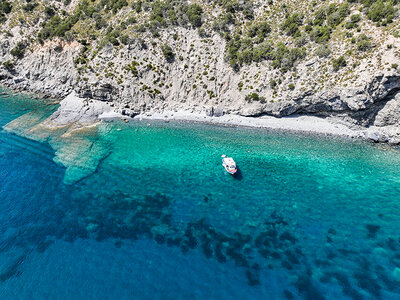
{"left": 233, "top": 168, "right": 243, "bottom": 181}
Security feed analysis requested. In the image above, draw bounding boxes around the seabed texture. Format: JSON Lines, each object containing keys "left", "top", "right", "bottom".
{"left": 1, "top": 89, "right": 400, "bottom": 299}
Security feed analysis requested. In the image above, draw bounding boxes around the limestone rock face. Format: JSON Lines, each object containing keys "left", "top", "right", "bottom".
{"left": 374, "top": 94, "right": 400, "bottom": 127}
{"left": 50, "top": 92, "right": 113, "bottom": 125}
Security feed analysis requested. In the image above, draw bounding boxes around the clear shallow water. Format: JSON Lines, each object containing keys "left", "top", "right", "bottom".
{"left": 1, "top": 89, "right": 400, "bottom": 299}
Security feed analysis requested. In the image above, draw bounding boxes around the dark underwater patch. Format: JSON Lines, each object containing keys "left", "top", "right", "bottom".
{"left": 365, "top": 224, "right": 380, "bottom": 239}
{"left": 0, "top": 254, "right": 25, "bottom": 282}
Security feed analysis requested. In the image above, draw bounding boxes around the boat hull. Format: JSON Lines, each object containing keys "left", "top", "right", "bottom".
{"left": 224, "top": 167, "right": 237, "bottom": 175}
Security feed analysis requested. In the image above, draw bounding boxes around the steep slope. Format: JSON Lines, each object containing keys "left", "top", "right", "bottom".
{"left": 1, "top": 0, "right": 400, "bottom": 142}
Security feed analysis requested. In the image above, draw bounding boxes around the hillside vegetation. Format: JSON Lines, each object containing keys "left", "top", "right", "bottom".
{"left": 1, "top": 0, "right": 400, "bottom": 121}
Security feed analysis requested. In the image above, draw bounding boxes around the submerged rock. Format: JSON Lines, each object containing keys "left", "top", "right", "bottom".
{"left": 393, "top": 267, "right": 400, "bottom": 281}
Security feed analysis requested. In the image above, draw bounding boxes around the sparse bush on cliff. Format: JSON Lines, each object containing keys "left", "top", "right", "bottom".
{"left": 22, "top": 2, "right": 39, "bottom": 12}
{"left": 1, "top": 1, "right": 12, "bottom": 14}
{"left": 310, "top": 26, "right": 332, "bottom": 43}
{"left": 94, "top": 13, "right": 108, "bottom": 29}
{"left": 161, "top": 43, "right": 175, "bottom": 62}
{"left": 149, "top": 0, "right": 203, "bottom": 29}
{"left": 2, "top": 60, "right": 14, "bottom": 71}
{"left": 0, "top": 0, "right": 12, "bottom": 22}
{"left": 248, "top": 21, "right": 271, "bottom": 42}
{"left": 44, "top": 6, "right": 56, "bottom": 17}
{"left": 367, "top": 0, "right": 395, "bottom": 25}
{"left": 271, "top": 42, "right": 306, "bottom": 72}
{"left": 332, "top": 56, "right": 347, "bottom": 71}
{"left": 213, "top": 13, "right": 235, "bottom": 32}
{"left": 245, "top": 93, "right": 266, "bottom": 103}
{"left": 345, "top": 14, "right": 361, "bottom": 29}
{"left": 226, "top": 37, "right": 305, "bottom": 72}
{"left": 357, "top": 34, "right": 373, "bottom": 51}
{"left": 252, "top": 42, "right": 274, "bottom": 62}
{"left": 315, "top": 45, "right": 331, "bottom": 57}
{"left": 281, "top": 13, "right": 303, "bottom": 37}
{"left": 326, "top": 2, "right": 350, "bottom": 27}
{"left": 132, "top": 0, "right": 142, "bottom": 13}
{"left": 10, "top": 41, "right": 27, "bottom": 59}
{"left": 38, "top": 14, "right": 79, "bottom": 41}
{"left": 187, "top": 4, "right": 203, "bottom": 27}
{"left": 120, "top": 34, "right": 130, "bottom": 45}
{"left": 313, "top": 7, "right": 327, "bottom": 26}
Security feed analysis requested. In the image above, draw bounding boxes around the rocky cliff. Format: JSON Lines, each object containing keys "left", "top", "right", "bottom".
{"left": 2, "top": 0, "right": 400, "bottom": 143}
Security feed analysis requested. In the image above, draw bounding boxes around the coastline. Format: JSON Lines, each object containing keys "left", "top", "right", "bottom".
{"left": 132, "top": 110, "right": 366, "bottom": 140}
{"left": 1, "top": 86, "right": 397, "bottom": 145}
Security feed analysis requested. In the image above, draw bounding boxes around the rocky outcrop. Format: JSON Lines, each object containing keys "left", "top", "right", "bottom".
{"left": 50, "top": 92, "right": 114, "bottom": 125}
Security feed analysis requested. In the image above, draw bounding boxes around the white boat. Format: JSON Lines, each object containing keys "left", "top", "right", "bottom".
{"left": 222, "top": 155, "right": 237, "bottom": 175}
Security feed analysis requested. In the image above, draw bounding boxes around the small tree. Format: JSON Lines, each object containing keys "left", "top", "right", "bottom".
{"left": 187, "top": 4, "right": 203, "bottom": 27}
{"left": 245, "top": 92, "right": 266, "bottom": 103}
{"left": 3, "top": 60, "right": 14, "bottom": 71}
{"left": 332, "top": 56, "right": 346, "bottom": 71}
{"left": 10, "top": 41, "right": 27, "bottom": 59}
{"left": 161, "top": 43, "right": 174, "bottom": 62}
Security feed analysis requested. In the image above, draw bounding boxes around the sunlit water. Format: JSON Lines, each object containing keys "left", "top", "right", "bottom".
{"left": 1, "top": 88, "right": 400, "bottom": 299}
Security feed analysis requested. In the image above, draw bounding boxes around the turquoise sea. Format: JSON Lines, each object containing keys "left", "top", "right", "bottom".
{"left": 1, "top": 88, "right": 400, "bottom": 299}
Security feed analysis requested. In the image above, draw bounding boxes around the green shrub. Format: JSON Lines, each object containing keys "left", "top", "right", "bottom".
{"left": 310, "top": 26, "right": 331, "bottom": 43}
{"left": 327, "top": 2, "right": 350, "bottom": 27}
{"left": 187, "top": 4, "right": 203, "bottom": 27}
{"left": 161, "top": 43, "right": 174, "bottom": 61}
{"left": 213, "top": 12, "right": 235, "bottom": 32}
{"left": 133, "top": 0, "right": 142, "bottom": 13}
{"left": 367, "top": 0, "right": 395, "bottom": 24}
{"left": 288, "top": 83, "right": 295, "bottom": 90}
{"left": 315, "top": 45, "right": 331, "bottom": 57}
{"left": 38, "top": 13, "right": 80, "bottom": 41}
{"left": 281, "top": 13, "right": 303, "bottom": 37}
{"left": 313, "top": 8, "right": 327, "bottom": 26}
{"left": 357, "top": 34, "right": 373, "bottom": 51}
{"left": 332, "top": 56, "right": 346, "bottom": 71}
{"left": 345, "top": 14, "right": 361, "bottom": 28}
{"left": 1, "top": 1, "right": 12, "bottom": 14}
{"left": 44, "top": 6, "right": 56, "bottom": 17}
{"left": 392, "top": 63, "right": 398, "bottom": 69}
{"left": 3, "top": 60, "right": 14, "bottom": 71}
{"left": 305, "top": 24, "right": 312, "bottom": 33}
{"left": 245, "top": 92, "right": 266, "bottom": 103}
{"left": 252, "top": 41, "right": 274, "bottom": 62}
{"left": 295, "top": 34, "right": 307, "bottom": 47}
{"left": 94, "top": 13, "right": 107, "bottom": 29}
{"left": 22, "top": 2, "right": 38, "bottom": 12}
{"left": 271, "top": 42, "right": 306, "bottom": 72}
{"left": 10, "top": 41, "right": 27, "bottom": 59}
{"left": 248, "top": 21, "right": 271, "bottom": 41}
{"left": 120, "top": 34, "right": 129, "bottom": 45}
{"left": 149, "top": 0, "right": 203, "bottom": 29}
{"left": 124, "top": 60, "right": 139, "bottom": 77}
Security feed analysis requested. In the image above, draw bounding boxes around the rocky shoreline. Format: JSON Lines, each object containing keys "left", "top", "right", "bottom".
{"left": 3, "top": 85, "right": 397, "bottom": 145}
{"left": 2, "top": 53, "right": 400, "bottom": 145}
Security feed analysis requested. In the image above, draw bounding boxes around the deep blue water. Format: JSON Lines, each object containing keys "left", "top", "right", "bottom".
{"left": 1, "top": 88, "right": 400, "bottom": 299}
